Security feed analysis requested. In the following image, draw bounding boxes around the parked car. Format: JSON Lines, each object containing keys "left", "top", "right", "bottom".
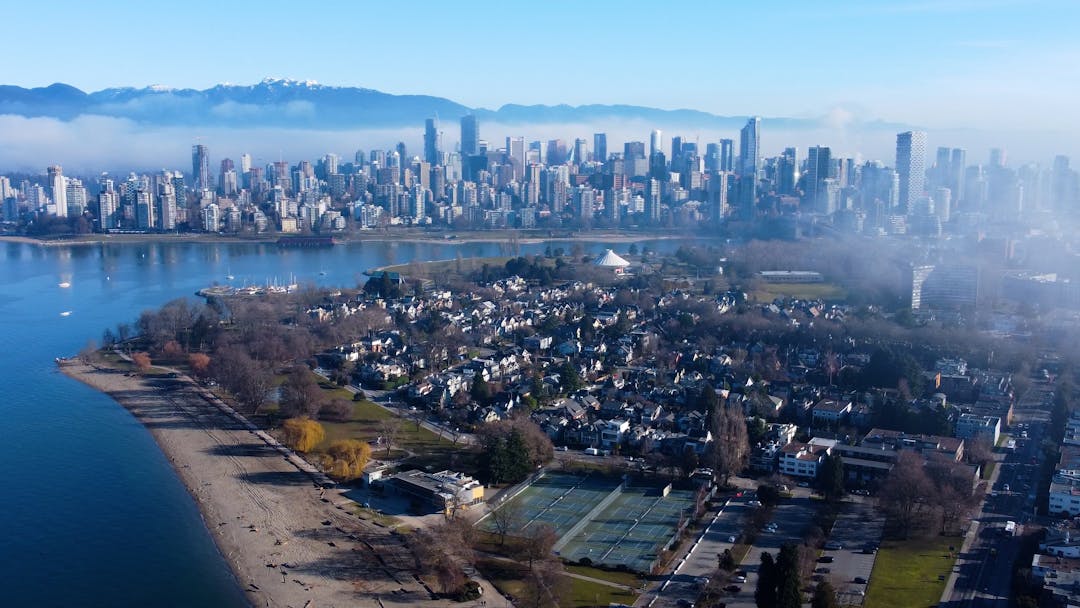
{"left": 815, "top": 567, "right": 831, "bottom": 574}
{"left": 818, "top": 556, "right": 835, "bottom": 563}
{"left": 854, "top": 576, "right": 868, "bottom": 584}
{"left": 723, "top": 585, "right": 742, "bottom": 593}
{"left": 824, "top": 541, "right": 843, "bottom": 550}
{"left": 733, "top": 575, "right": 746, "bottom": 583}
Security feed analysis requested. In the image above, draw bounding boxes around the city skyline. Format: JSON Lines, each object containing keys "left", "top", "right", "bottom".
{"left": 1, "top": 1, "right": 1076, "bottom": 134}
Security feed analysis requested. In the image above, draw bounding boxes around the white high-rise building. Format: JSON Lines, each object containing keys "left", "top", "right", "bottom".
{"left": 202, "top": 203, "right": 220, "bottom": 232}
{"left": 934, "top": 187, "right": 952, "bottom": 223}
{"left": 650, "top": 129, "right": 663, "bottom": 157}
{"left": 65, "top": 179, "right": 88, "bottom": 216}
{"left": 896, "top": 131, "right": 927, "bottom": 213}
{"left": 48, "top": 165, "right": 67, "bottom": 217}
{"left": 97, "top": 190, "right": 119, "bottom": 230}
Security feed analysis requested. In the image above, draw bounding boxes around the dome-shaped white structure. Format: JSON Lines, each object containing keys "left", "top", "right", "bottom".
{"left": 593, "top": 249, "right": 630, "bottom": 268}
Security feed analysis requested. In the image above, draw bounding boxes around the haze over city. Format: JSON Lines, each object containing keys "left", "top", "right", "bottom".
{"left": 0, "top": 0, "right": 1077, "bottom": 169}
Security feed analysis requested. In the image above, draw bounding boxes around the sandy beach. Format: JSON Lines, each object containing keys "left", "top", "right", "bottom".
{"left": 61, "top": 361, "right": 438, "bottom": 608}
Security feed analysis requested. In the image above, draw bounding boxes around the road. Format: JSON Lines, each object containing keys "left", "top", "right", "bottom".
{"left": 940, "top": 377, "right": 1054, "bottom": 607}
{"left": 645, "top": 494, "right": 750, "bottom": 608}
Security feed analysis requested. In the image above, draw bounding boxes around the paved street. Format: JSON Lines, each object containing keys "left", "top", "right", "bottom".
{"left": 940, "top": 377, "right": 1054, "bottom": 607}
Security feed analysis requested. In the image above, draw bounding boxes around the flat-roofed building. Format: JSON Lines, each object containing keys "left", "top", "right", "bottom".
{"left": 387, "top": 469, "right": 484, "bottom": 515}
{"left": 954, "top": 413, "right": 1001, "bottom": 445}
{"left": 757, "top": 270, "right": 824, "bottom": 283}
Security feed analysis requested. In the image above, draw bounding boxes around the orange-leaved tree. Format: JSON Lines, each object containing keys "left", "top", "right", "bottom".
{"left": 280, "top": 417, "right": 325, "bottom": 453}
{"left": 325, "top": 439, "right": 371, "bottom": 481}
{"left": 131, "top": 352, "right": 152, "bottom": 373}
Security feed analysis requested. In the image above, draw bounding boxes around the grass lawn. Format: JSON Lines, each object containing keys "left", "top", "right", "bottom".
{"left": 568, "top": 576, "right": 637, "bottom": 608}
{"left": 477, "top": 558, "right": 638, "bottom": 608}
{"left": 750, "top": 281, "right": 847, "bottom": 303}
{"left": 309, "top": 382, "right": 479, "bottom": 473}
{"left": 865, "top": 536, "right": 960, "bottom": 608}
{"left": 565, "top": 564, "right": 642, "bottom": 589}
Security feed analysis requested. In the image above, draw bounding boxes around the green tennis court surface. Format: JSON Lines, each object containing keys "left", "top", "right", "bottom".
{"left": 484, "top": 472, "right": 695, "bottom": 572}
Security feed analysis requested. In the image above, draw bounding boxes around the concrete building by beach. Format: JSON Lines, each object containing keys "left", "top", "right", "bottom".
{"left": 387, "top": 469, "right": 484, "bottom": 515}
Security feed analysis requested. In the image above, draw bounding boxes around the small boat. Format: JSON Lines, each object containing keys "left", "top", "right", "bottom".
{"left": 226, "top": 274, "right": 235, "bottom": 280}
{"left": 60, "top": 311, "right": 72, "bottom": 317}
{"left": 58, "top": 281, "right": 71, "bottom": 288}
{"left": 319, "top": 271, "right": 327, "bottom": 276}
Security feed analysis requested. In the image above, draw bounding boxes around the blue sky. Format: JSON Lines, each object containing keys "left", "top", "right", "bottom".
{"left": 9, "top": 0, "right": 1076, "bottom": 131}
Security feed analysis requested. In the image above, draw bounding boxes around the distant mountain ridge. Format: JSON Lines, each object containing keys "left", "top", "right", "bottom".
{"left": 0, "top": 79, "right": 892, "bottom": 131}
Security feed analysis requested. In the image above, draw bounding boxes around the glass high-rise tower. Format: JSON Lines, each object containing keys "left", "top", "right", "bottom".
{"left": 460, "top": 115, "right": 479, "bottom": 156}
{"left": 738, "top": 117, "right": 761, "bottom": 218}
{"left": 192, "top": 144, "right": 211, "bottom": 192}
{"left": 895, "top": 131, "right": 927, "bottom": 213}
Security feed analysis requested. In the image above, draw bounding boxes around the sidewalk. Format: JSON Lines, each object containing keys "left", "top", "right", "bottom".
{"left": 939, "top": 450, "right": 1004, "bottom": 604}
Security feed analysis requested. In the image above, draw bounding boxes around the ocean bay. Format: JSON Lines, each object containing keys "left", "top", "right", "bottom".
{"left": 0, "top": 237, "right": 698, "bottom": 606}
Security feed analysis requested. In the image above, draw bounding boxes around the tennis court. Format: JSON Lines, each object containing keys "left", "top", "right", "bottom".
{"left": 483, "top": 473, "right": 694, "bottom": 573}
{"left": 559, "top": 482, "right": 696, "bottom": 573}
{"left": 483, "top": 472, "right": 621, "bottom": 535}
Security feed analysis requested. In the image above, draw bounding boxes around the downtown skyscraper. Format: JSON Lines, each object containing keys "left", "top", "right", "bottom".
{"left": 460, "top": 115, "right": 479, "bottom": 156}
{"left": 895, "top": 131, "right": 927, "bottom": 213}
{"left": 593, "top": 133, "right": 607, "bottom": 163}
{"left": 192, "top": 144, "right": 211, "bottom": 192}
{"left": 424, "top": 117, "right": 441, "bottom": 165}
{"left": 47, "top": 165, "right": 67, "bottom": 217}
{"left": 738, "top": 117, "right": 761, "bottom": 218}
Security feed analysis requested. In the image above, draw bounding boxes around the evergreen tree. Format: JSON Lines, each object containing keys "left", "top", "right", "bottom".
{"left": 776, "top": 543, "right": 803, "bottom": 608}
{"left": 819, "top": 453, "right": 845, "bottom": 502}
{"left": 471, "top": 377, "right": 493, "bottom": 405}
{"left": 559, "top": 362, "right": 583, "bottom": 393}
{"left": 504, "top": 428, "right": 532, "bottom": 482}
{"left": 811, "top": 581, "right": 839, "bottom": 608}
{"left": 755, "top": 552, "right": 778, "bottom": 608}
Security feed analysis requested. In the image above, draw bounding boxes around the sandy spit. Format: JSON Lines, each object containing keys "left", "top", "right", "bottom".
{"left": 60, "top": 361, "right": 442, "bottom": 608}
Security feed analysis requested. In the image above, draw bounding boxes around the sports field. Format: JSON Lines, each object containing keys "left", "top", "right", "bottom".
{"left": 559, "top": 482, "right": 695, "bottom": 572}
{"left": 485, "top": 473, "right": 694, "bottom": 573}
{"left": 487, "top": 472, "right": 621, "bottom": 534}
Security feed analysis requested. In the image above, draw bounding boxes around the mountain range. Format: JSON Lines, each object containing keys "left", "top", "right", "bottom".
{"left": 0, "top": 78, "right": 893, "bottom": 132}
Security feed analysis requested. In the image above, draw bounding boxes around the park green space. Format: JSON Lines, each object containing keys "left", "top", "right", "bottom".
{"left": 750, "top": 281, "right": 847, "bottom": 302}
{"left": 865, "top": 536, "right": 959, "bottom": 608}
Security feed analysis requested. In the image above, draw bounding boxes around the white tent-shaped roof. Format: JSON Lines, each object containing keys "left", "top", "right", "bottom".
{"left": 593, "top": 249, "right": 631, "bottom": 267}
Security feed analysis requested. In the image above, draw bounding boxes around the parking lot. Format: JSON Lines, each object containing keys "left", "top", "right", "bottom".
{"left": 721, "top": 496, "right": 820, "bottom": 608}
{"left": 650, "top": 494, "right": 751, "bottom": 608}
{"left": 818, "top": 502, "right": 885, "bottom": 605}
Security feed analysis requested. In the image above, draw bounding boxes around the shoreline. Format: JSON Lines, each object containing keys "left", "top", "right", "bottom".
{"left": 59, "top": 360, "right": 435, "bottom": 608}
{"left": 0, "top": 230, "right": 690, "bottom": 248}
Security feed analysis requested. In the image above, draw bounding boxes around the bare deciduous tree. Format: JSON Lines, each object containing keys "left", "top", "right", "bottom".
{"left": 377, "top": 417, "right": 403, "bottom": 458}
{"left": 711, "top": 404, "right": 749, "bottom": 485}
{"left": 488, "top": 498, "right": 524, "bottom": 546}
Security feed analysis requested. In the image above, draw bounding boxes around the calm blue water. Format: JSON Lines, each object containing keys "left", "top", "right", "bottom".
{"left": 0, "top": 237, "right": 699, "bottom": 606}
